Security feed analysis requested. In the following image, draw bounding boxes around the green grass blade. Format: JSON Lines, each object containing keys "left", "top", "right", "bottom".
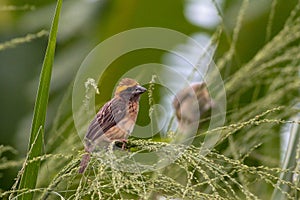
{"left": 18, "top": 0, "right": 63, "bottom": 199}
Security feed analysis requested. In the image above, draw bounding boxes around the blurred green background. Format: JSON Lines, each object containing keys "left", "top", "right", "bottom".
{"left": 0, "top": 0, "right": 299, "bottom": 198}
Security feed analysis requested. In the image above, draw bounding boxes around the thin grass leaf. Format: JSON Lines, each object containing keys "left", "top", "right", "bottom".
{"left": 17, "top": 0, "right": 63, "bottom": 199}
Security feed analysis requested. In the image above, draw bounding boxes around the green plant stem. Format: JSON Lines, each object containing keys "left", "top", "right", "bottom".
{"left": 17, "top": 1, "right": 63, "bottom": 199}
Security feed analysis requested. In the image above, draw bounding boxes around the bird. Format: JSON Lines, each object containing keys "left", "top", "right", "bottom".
{"left": 78, "top": 78, "right": 147, "bottom": 173}
{"left": 173, "top": 82, "right": 214, "bottom": 135}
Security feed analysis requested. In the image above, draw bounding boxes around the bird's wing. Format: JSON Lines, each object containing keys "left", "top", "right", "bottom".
{"left": 85, "top": 98, "right": 126, "bottom": 142}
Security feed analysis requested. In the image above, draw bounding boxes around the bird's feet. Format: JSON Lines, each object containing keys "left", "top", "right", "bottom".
{"left": 121, "top": 139, "right": 128, "bottom": 150}
{"left": 115, "top": 139, "right": 128, "bottom": 150}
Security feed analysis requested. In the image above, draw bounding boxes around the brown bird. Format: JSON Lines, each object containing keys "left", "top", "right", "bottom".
{"left": 79, "top": 78, "right": 147, "bottom": 173}
{"left": 173, "top": 82, "right": 214, "bottom": 134}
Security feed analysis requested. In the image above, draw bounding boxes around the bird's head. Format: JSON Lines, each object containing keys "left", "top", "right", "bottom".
{"left": 115, "top": 78, "right": 147, "bottom": 100}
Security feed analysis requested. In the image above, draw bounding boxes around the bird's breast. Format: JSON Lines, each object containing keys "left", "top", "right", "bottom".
{"left": 119, "top": 101, "right": 139, "bottom": 135}
{"left": 107, "top": 101, "right": 139, "bottom": 140}
{"left": 128, "top": 101, "right": 139, "bottom": 120}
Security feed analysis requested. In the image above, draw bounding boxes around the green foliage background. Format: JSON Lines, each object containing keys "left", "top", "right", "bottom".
{"left": 0, "top": 0, "right": 299, "bottom": 199}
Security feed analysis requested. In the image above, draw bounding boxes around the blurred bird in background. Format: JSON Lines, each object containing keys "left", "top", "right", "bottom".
{"left": 79, "top": 78, "right": 147, "bottom": 173}
{"left": 173, "top": 82, "right": 214, "bottom": 137}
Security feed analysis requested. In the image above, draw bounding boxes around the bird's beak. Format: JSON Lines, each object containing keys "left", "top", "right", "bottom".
{"left": 135, "top": 85, "right": 147, "bottom": 94}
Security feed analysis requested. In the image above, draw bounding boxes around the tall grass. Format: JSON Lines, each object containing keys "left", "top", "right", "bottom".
{"left": 4, "top": 0, "right": 62, "bottom": 199}
{"left": 0, "top": 0, "right": 299, "bottom": 199}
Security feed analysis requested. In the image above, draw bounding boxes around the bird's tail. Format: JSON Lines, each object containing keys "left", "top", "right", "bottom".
{"left": 78, "top": 153, "right": 90, "bottom": 173}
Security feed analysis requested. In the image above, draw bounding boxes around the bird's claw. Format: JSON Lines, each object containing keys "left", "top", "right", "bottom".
{"left": 121, "top": 139, "right": 127, "bottom": 150}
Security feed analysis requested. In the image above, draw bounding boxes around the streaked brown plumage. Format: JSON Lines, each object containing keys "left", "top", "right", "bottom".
{"left": 173, "top": 82, "right": 214, "bottom": 134}
{"left": 79, "top": 78, "right": 147, "bottom": 173}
